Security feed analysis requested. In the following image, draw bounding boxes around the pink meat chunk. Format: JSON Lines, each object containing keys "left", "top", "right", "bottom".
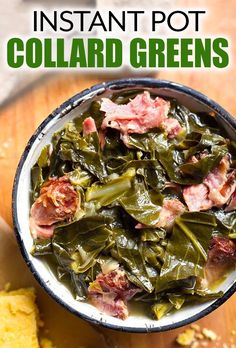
{"left": 183, "top": 155, "right": 236, "bottom": 211}
{"left": 156, "top": 198, "right": 186, "bottom": 229}
{"left": 135, "top": 198, "right": 186, "bottom": 230}
{"left": 162, "top": 118, "right": 183, "bottom": 139}
{"left": 88, "top": 269, "right": 141, "bottom": 320}
{"left": 226, "top": 190, "right": 236, "bottom": 211}
{"left": 83, "top": 117, "right": 97, "bottom": 136}
{"left": 183, "top": 184, "right": 212, "bottom": 212}
{"left": 30, "top": 176, "right": 78, "bottom": 238}
{"left": 209, "top": 169, "right": 236, "bottom": 206}
{"left": 100, "top": 92, "right": 182, "bottom": 144}
{"left": 90, "top": 294, "right": 128, "bottom": 320}
{"left": 29, "top": 217, "right": 55, "bottom": 239}
{"left": 208, "top": 236, "right": 236, "bottom": 265}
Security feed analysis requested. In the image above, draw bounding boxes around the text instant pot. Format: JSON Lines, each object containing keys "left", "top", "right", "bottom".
{"left": 6, "top": 9, "right": 230, "bottom": 69}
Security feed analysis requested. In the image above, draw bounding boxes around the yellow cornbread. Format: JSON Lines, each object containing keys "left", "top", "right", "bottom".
{"left": 40, "top": 338, "right": 55, "bottom": 348}
{"left": 0, "top": 287, "right": 40, "bottom": 348}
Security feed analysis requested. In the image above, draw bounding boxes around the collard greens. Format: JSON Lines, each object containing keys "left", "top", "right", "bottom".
{"left": 30, "top": 91, "right": 236, "bottom": 320}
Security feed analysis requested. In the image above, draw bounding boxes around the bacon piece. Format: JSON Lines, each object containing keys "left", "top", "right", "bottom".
{"left": 30, "top": 176, "right": 78, "bottom": 238}
{"left": 208, "top": 236, "right": 236, "bottom": 264}
{"left": 183, "top": 155, "right": 236, "bottom": 211}
{"left": 88, "top": 269, "right": 141, "bottom": 320}
{"left": 83, "top": 117, "right": 97, "bottom": 136}
{"left": 100, "top": 92, "right": 182, "bottom": 144}
{"left": 135, "top": 198, "right": 185, "bottom": 230}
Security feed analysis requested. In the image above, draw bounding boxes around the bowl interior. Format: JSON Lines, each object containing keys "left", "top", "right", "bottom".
{"left": 13, "top": 80, "right": 236, "bottom": 332}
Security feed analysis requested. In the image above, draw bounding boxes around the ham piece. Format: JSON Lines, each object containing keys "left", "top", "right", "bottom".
{"left": 100, "top": 92, "right": 182, "bottom": 144}
{"left": 135, "top": 198, "right": 186, "bottom": 230}
{"left": 88, "top": 268, "right": 141, "bottom": 320}
{"left": 208, "top": 236, "right": 236, "bottom": 265}
{"left": 30, "top": 176, "right": 78, "bottom": 239}
{"left": 183, "top": 155, "right": 236, "bottom": 211}
{"left": 83, "top": 117, "right": 97, "bottom": 136}
{"left": 29, "top": 217, "right": 55, "bottom": 239}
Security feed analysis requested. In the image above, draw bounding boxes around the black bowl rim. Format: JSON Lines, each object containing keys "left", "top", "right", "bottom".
{"left": 12, "top": 78, "right": 236, "bottom": 333}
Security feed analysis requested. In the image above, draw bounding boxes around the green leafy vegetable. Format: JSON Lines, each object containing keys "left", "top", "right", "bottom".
{"left": 114, "top": 228, "right": 154, "bottom": 292}
{"left": 152, "top": 301, "right": 173, "bottom": 320}
{"left": 85, "top": 168, "right": 135, "bottom": 207}
{"left": 37, "top": 145, "right": 51, "bottom": 168}
{"left": 157, "top": 213, "right": 216, "bottom": 291}
{"left": 52, "top": 216, "right": 112, "bottom": 273}
{"left": 179, "top": 146, "right": 227, "bottom": 180}
{"left": 32, "top": 238, "right": 52, "bottom": 256}
{"left": 127, "top": 130, "right": 168, "bottom": 153}
{"left": 158, "top": 144, "right": 227, "bottom": 184}
{"left": 119, "top": 180, "right": 163, "bottom": 226}
{"left": 30, "top": 90, "right": 236, "bottom": 321}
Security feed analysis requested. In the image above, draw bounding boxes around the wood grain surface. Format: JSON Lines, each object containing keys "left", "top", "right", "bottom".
{"left": 0, "top": 0, "right": 236, "bottom": 347}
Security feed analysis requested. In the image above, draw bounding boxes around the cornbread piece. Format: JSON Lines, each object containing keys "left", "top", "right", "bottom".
{"left": 176, "top": 328, "right": 195, "bottom": 346}
{"left": 40, "top": 338, "right": 55, "bottom": 348}
{"left": 0, "top": 288, "right": 40, "bottom": 348}
{"left": 202, "top": 328, "right": 217, "bottom": 341}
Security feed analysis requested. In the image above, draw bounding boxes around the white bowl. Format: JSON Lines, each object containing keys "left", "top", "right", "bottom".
{"left": 12, "top": 78, "right": 236, "bottom": 332}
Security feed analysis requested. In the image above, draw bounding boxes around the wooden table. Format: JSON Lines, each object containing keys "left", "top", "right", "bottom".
{"left": 0, "top": 73, "right": 235, "bottom": 348}
{"left": 0, "top": 1, "right": 236, "bottom": 346}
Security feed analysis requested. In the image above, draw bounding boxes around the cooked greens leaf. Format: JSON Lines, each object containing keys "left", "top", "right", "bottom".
{"left": 31, "top": 166, "right": 44, "bottom": 199}
{"left": 127, "top": 130, "right": 168, "bottom": 153}
{"left": 37, "top": 145, "right": 50, "bottom": 168}
{"left": 141, "top": 229, "right": 166, "bottom": 242}
{"left": 179, "top": 146, "right": 227, "bottom": 180}
{"left": 85, "top": 168, "right": 135, "bottom": 207}
{"left": 70, "top": 227, "right": 111, "bottom": 273}
{"left": 114, "top": 228, "right": 154, "bottom": 292}
{"left": 119, "top": 180, "right": 163, "bottom": 226}
{"left": 158, "top": 144, "right": 227, "bottom": 184}
{"left": 152, "top": 302, "right": 173, "bottom": 320}
{"left": 184, "top": 132, "right": 226, "bottom": 159}
{"left": 53, "top": 217, "right": 112, "bottom": 273}
{"left": 157, "top": 212, "right": 216, "bottom": 290}
{"left": 32, "top": 238, "right": 52, "bottom": 256}
{"left": 67, "top": 167, "right": 94, "bottom": 188}
{"left": 212, "top": 209, "right": 236, "bottom": 236}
